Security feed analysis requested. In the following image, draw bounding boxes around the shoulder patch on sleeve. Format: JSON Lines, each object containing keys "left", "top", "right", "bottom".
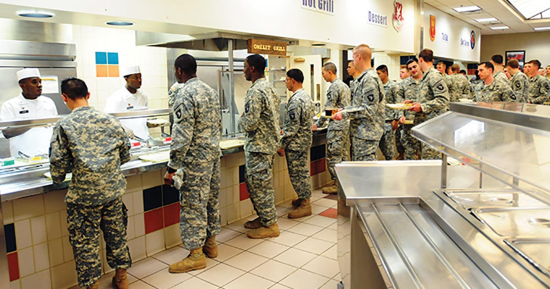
{"left": 367, "top": 94, "right": 375, "bottom": 102}
{"left": 435, "top": 81, "right": 446, "bottom": 92}
{"left": 545, "top": 83, "right": 550, "bottom": 90}
{"left": 289, "top": 110, "right": 296, "bottom": 120}
{"left": 174, "top": 103, "right": 184, "bottom": 123}
{"left": 515, "top": 81, "right": 521, "bottom": 89}
{"left": 244, "top": 102, "right": 250, "bottom": 113}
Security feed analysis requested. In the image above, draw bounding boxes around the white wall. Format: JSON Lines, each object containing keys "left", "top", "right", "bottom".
{"left": 481, "top": 31, "right": 550, "bottom": 66}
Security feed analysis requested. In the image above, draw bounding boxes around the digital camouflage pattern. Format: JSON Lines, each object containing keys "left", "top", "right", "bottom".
{"left": 280, "top": 89, "right": 314, "bottom": 151}
{"left": 326, "top": 128, "right": 349, "bottom": 178}
{"left": 474, "top": 79, "right": 518, "bottom": 102}
{"left": 528, "top": 75, "right": 550, "bottom": 104}
{"left": 494, "top": 71, "right": 510, "bottom": 84}
{"left": 245, "top": 151, "right": 277, "bottom": 226}
{"left": 397, "top": 76, "right": 421, "bottom": 160}
{"left": 450, "top": 74, "right": 471, "bottom": 102}
{"left": 379, "top": 80, "right": 399, "bottom": 160}
{"left": 510, "top": 71, "right": 529, "bottom": 103}
{"left": 168, "top": 82, "right": 184, "bottom": 108}
{"left": 285, "top": 149, "right": 311, "bottom": 199}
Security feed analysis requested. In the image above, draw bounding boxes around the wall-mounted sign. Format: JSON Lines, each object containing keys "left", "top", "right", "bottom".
{"left": 301, "top": 0, "right": 334, "bottom": 15}
{"left": 368, "top": 10, "right": 388, "bottom": 27}
{"left": 441, "top": 32, "right": 449, "bottom": 42}
{"left": 392, "top": 1, "right": 404, "bottom": 32}
{"left": 470, "top": 30, "right": 476, "bottom": 49}
{"left": 430, "top": 15, "right": 436, "bottom": 42}
{"left": 247, "top": 39, "right": 287, "bottom": 56}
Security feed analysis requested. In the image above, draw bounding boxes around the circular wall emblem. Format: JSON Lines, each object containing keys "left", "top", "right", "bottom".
{"left": 470, "top": 30, "right": 476, "bottom": 49}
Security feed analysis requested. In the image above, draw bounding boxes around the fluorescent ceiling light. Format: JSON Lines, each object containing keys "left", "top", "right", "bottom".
{"left": 17, "top": 11, "right": 55, "bottom": 18}
{"left": 453, "top": 6, "right": 481, "bottom": 13}
{"left": 507, "top": 0, "right": 550, "bottom": 19}
{"left": 106, "top": 21, "right": 134, "bottom": 26}
{"left": 534, "top": 26, "right": 550, "bottom": 31}
{"left": 490, "top": 26, "right": 510, "bottom": 30}
{"left": 475, "top": 17, "right": 497, "bottom": 22}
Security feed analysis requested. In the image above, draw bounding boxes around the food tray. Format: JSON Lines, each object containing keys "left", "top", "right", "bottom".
{"left": 386, "top": 103, "right": 412, "bottom": 110}
{"left": 504, "top": 238, "right": 550, "bottom": 277}
{"left": 219, "top": 139, "right": 244, "bottom": 150}
{"left": 139, "top": 151, "right": 170, "bottom": 163}
{"left": 445, "top": 190, "right": 547, "bottom": 210}
{"left": 472, "top": 207, "right": 550, "bottom": 237}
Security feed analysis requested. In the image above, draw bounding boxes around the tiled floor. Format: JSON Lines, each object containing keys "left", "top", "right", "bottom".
{"left": 93, "top": 190, "right": 340, "bottom": 289}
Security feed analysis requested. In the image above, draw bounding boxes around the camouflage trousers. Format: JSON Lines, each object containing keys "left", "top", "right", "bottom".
{"left": 395, "top": 126, "right": 404, "bottom": 154}
{"left": 285, "top": 149, "right": 312, "bottom": 200}
{"left": 351, "top": 138, "right": 379, "bottom": 161}
{"left": 245, "top": 151, "right": 277, "bottom": 226}
{"left": 179, "top": 159, "right": 221, "bottom": 250}
{"left": 401, "top": 125, "right": 420, "bottom": 160}
{"left": 67, "top": 197, "right": 131, "bottom": 288}
{"left": 421, "top": 144, "right": 442, "bottom": 160}
{"left": 326, "top": 129, "right": 349, "bottom": 180}
{"left": 379, "top": 122, "right": 396, "bottom": 160}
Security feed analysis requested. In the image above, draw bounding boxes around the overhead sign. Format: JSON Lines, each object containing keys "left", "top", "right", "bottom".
{"left": 368, "top": 9, "right": 388, "bottom": 27}
{"left": 470, "top": 30, "right": 476, "bottom": 49}
{"left": 247, "top": 39, "right": 287, "bottom": 56}
{"left": 301, "top": 0, "right": 334, "bottom": 15}
{"left": 392, "top": 1, "right": 405, "bottom": 32}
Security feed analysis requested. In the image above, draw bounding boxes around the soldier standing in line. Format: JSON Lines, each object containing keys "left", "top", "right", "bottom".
{"left": 449, "top": 64, "right": 471, "bottom": 102}
{"left": 164, "top": 54, "right": 222, "bottom": 273}
{"left": 333, "top": 44, "right": 385, "bottom": 161}
{"left": 436, "top": 61, "right": 454, "bottom": 94}
{"left": 526, "top": 60, "right": 550, "bottom": 104}
{"left": 398, "top": 58, "right": 423, "bottom": 160}
{"left": 506, "top": 59, "right": 529, "bottom": 103}
{"left": 491, "top": 54, "right": 510, "bottom": 84}
{"left": 238, "top": 54, "right": 281, "bottom": 239}
{"left": 50, "top": 78, "right": 131, "bottom": 289}
{"left": 473, "top": 62, "right": 518, "bottom": 103}
{"left": 376, "top": 65, "right": 399, "bottom": 161}
{"left": 314, "top": 62, "right": 351, "bottom": 194}
{"left": 406, "top": 49, "right": 450, "bottom": 160}
{"left": 278, "top": 69, "right": 314, "bottom": 218}
{"left": 395, "top": 65, "right": 410, "bottom": 160}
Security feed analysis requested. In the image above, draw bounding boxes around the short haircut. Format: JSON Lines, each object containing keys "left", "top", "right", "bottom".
{"left": 478, "top": 61, "right": 494, "bottom": 72}
{"left": 507, "top": 59, "right": 519, "bottom": 69}
{"left": 436, "top": 61, "right": 447, "bottom": 68}
{"left": 400, "top": 65, "right": 407, "bottom": 70}
{"left": 406, "top": 57, "right": 419, "bottom": 70}
{"left": 323, "top": 62, "right": 337, "bottom": 74}
{"left": 376, "top": 64, "right": 388, "bottom": 74}
{"left": 547, "top": 65, "right": 550, "bottom": 68}
{"left": 287, "top": 68, "right": 304, "bottom": 83}
{"left": 353, "top": 44, "right": 372, "bottom": 61}
{"left": 61, "top": 77, "right": 88, "bottom": 100}
{"left": 491, "top": 54, "right": 504, "bottom": 65}
{"left": 459, "top": 70, "right": 466, "bottom": 74}
{"left": 527, "top": 59, "right": 542, "bottom": 69}
{"left": 246, "top": 54, "right": 266, "bottom": 75}
{"left": 451, "top": 64, "right": 460, "bottom": 73}
{"left": 175, "top": 54, "right": 197, "bottom": 75}
{"left": 419, "top": 49, "right": 434, "bottom": 62}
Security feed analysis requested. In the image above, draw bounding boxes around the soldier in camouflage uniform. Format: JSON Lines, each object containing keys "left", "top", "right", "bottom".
{"left": 491, "top": 54, "right": 510, "bottom": 84}
{"left": 525, "top": 60, "right": 550, "bottom": 104}
{"left": 49, "top": 78, "right": 131, "bottom": 289}
{"left": 474, "top": 62, "right": 519, "bottom": 102}
{"left": 163, "top": 54, "right": 222, "bottom": 273}
{"left": 314, "top": 62, "right": 351, "bottom": 194}
{"left": 238, "top": 54, "right": 281, "bottom": 239}
{"left": 376, "top": 65, "right": 399, "bottom": 160}
{"left": 395, "top": 65, "right": 410, "bottom": 160}
{"left": 507, "top": 59, "right": 529, "bottom": 103}
{"left": 277, "top": 69, "right": 314, "bottom": 218}
{"left": 450, "top": 64, "right": 471, "bottom": 102}
{"left": 408, "top": 49, "right": 450, "bottom": 160}
{"left": 333, "top": 44, "right": 385, "bottom": 161}
{"left": 437, "top": 61, "right": 454, "bottom": 97}
{"left": 398, "top": 58, "right": 422, "bottom": 160}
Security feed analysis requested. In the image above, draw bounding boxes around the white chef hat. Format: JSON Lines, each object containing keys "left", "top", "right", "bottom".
{"left": 121, "top": 65, "right": 141, "bottom": 77}
{"left": 17, "top": 68, "right": 41, "bottom": 81}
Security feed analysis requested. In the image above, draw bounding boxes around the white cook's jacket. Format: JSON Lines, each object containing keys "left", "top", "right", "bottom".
{"left": 0, "top": 94, "right": 58, "bottom": 157}
{"left": 104, "top": 86, "right": 150, "bottom": 140}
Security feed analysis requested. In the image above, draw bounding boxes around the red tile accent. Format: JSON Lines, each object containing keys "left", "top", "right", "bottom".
{"left": 144, "top": 208, "right": 164, "bottom": 234}
{"left": 8, "top": 252, "right": 19, "bottom": 281}
{"left": 317, "top": 158, "right": 326, "bottom": 173}
{"left": 239, "top": 182, "right": 250, "bottom": 201}
{"left": 319, "top": 208, "right": 338, "bottom": 219}
{"left": 310, "top": 160, "right": 318, "bottom": 176}
{"left": 163, "top": 203, "right": 180, "bottom": 227}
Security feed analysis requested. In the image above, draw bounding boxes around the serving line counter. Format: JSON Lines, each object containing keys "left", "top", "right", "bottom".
{"left": 336, "top": 102, "right": 550, "bottom": 289}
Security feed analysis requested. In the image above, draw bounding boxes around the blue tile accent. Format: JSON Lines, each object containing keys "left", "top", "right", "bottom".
{"left": 310, "top": 144, "right": 326, "bottom": 161}
{"left": 239, "top": 165, "right": 246, "bottom": 183}
{"left": 4, "top": 223, "right": 16, "bottom": 253}
{"left": 107, "top": 52, "right": 119, "bottom": 65}
{"left": 162, "top": 185, "right": 179, "bottom": 205}
{"left": 95, "top": 52, "right": 107, "bottom": 65}
{"left": 143, "top": 186, "right": 163, "bottom": 212}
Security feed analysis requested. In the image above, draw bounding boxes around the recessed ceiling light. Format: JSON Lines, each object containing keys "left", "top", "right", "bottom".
{"left": 534, "top": 26, "right": 550, "bottom": 31}
{"left": 453, "top": 6, "right": 482, "bottom": 13}
{"left": 475, "top": 17, "right": 497, "bottom": 23}
{"left": 17, "top": 11, "right": 55, "bottom": 18}
{"left": 490, "top": 26, "right": 510, "bottom": 30}
{"left": 106, "top": 21, "right": 134, "bottom": 26}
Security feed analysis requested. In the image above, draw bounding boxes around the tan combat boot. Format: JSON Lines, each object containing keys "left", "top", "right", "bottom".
{"left": 322, "top": 181, "right": 338, "bottom": 195}
{"left": 203, "top": 235, "right": 218, "bottom": 258}
{"left": 291, "top": 198, "right": 302, "bottom": 207}
{"left": 247, "top": 223, "right": 280, "bottom": 239}
{"left": 89, "top": 281, "right": 99, "bottom": 289}
{"left": 169, "top": 248, "right": 206, "bottom": 273}
{"left": 321, "top": 180, "right": 336, "bottom": 194}
{"left": 111, "top": 268, "right": 129, "bottom": 289}
{"left": 244, "top": 217, "right": 262, "bottom": 229}
{"left": 288, "top": 198, "right": 312, "bottom": 219}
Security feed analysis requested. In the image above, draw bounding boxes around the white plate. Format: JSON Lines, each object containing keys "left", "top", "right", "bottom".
{"left": 386, "top": 103, "right": 412, "bottom": 110}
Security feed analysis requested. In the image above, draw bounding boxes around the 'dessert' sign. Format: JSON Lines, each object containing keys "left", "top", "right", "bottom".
{"left": 247, "top": 39, "right": 287, "bottom": 56}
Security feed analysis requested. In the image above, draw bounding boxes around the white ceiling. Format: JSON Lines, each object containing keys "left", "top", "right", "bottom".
{"left": 425, "top": 0, "right": 550, "bottom": 35}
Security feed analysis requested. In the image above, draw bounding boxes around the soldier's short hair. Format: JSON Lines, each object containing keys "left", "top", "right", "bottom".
{"left": 451, "top": 64, "right": 460, "bottom": 73}
{"left": 436, "top": 61, "right": 447, "bottom": 68}
{"left": 61, "top": 77, "right": 88, "bottom": 100}
{"left": 175, "top": 54, "right": 197, "bottom": 75}
{"left": 527, "top": 59, "right": 542, "bottom": 69}
{"left": 419, "top": 49, "right": 434, "bottom": 62}
{"left": 478, "top": 61, "right": 494, "bottom": 72}
{"left": 406, "top": 57, "right": 419, "bottom": 70}
{"left": 353, "top": 44, "right": 372, "bottom": 61}
{"left": 323, "top": 62, "right": 337, "bottom": 74}
{"left": 376, "top": 65, "right": 388, "bottom": 74}
{"left": 460, "top": 70, "right": 467, "bottom": 75}
{"left": 246, "top": 54, "right": 266, "bottom": 75}
{"left": 507, "top": 59, "right": 520, "bottom": 69}
{"left": 400, "top": 65, "right": 407, "bottom": 70}
{"left": 491, "top": 54, "right": 504, "bottom": 65}
{"left": 287, "top": 69, "right": 304, "bottom": 83}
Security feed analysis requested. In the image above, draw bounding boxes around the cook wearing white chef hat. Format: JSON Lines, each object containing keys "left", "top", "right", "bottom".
{"left": 0, "top": 68, "right": 58, "bottom": 157}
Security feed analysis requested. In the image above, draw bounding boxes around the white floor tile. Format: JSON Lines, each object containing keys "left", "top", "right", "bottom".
{"left": 96, "top": 271, "right": 138, "bottom": 289}
{"left": 280, "top": 269, "right": 330, "bottom": 289}
{"left": 277, "top": 201, "right": 294, "bottom": 209}
{"left": 295, "top": 237, "right": 334, "bottom": 254}
{"left": 302, "top": 256, "right": 340, "bottom": 278}
{"left": 128, "top": 280, "right": 155, "bottom": 289}
{"left": 269, "top": 284, "right": 291, "bottom": 289}
{"left": 224, "top": 233, "right": 264, "bottom": 250}
{"left": 303, "top": 215, "right": 337, "bottom": 228}
{"left": 250, "top": 260, "right": 297, "bottom": 282}
{"left": 249, "top": 241, "right": 290, "bottom": 259}
{"left": 276, "top": 206, "right": 293, "bottom": 217}
{"left": 224, "top": 273, "right": 275, "bottom": 289}
{"left": 152, "top": 245, "right": 189, "bottom": 265}
{"left": 276, "top": 218, "right": 301, "bottom": 231}
{"left": 214, "top": 243, "right": 243, "bottom": 262}
{"left": 287, "top": 222, "right": 323, "bottom": 237}
{"left": 329, "top": 223, "right": 337, "bottom": 231}
{"left": 216, "top": 228, "right": 242, "bottom": 243}
{"left": 196, "top": 263, "right": 245, "bottom": 287}
{"left": 321, "top": 244, "right": 338, "bottom": 260}
{"left": 225, "top": 251, "right": 269, "bottom": 272}
{"left": 186, "top": 258, "right": 220, "bottom": 276}
{"left": 274, "top": 247, "right": 317, "bottom": 268}
{"left": 320, "top": 278, "right": 341, "bottom": 289}
{"left": 171, "top": 277, "right": 218, "bottom": 289}
{"left": 312, "top": 228, "right": 338, "bottom": 243}
{"left": 312, "top": 198, "right": 337, "bottom": 208}
{"left": 225, "top": 219, "right": 249, "bottom": 233}
{"left": 267, "top": 231, "right": 307, "bottom": 247}
{"left": 142, "top": 269, "right": 192, "bottom": 289}
{"left": 127, "top": 257, "right": 167, "bottom": 279}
